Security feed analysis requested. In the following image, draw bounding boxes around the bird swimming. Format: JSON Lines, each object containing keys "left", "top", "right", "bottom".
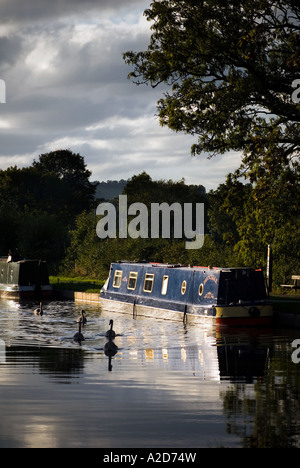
{"left": 105, "top": 319, "right": 116, "bottom": 339}
{"left": 104, "top": 338, "right": 118, "bottom": 372}
{"left": 34, "top": 302, "right": 43, "bottom": 316}
{"left": 74, "top": 320, "right": 85, "bottom": 343}
{"left": 104, "top": 339, "right": 118, "bottom": 354}
{"left": 77, "top": 310, "right": 87, "bottom": 325}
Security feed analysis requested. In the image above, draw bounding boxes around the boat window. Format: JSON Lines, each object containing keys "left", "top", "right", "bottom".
{"left": 128, "top": 272, "right": 138, "bottom": 290}
{"left": 144, "top": 273, "right": 154, "bottom": 293}
{"left": 113, "top": 270, "right": 122, "bottom": 288}
{"left": 161, "top": 275, "right": 169, "bottom": 295}
{"left": 199, "top": 283, "right": 204, "bottom": 296}
{"left": 181, "top": 280, "right": 187, "bottom": 295}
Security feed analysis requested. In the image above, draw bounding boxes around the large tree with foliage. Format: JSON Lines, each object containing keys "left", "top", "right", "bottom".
{"left": 33, "top": 149, "right": 96, "bottom": 214}
{"left": 124, "top": 0, "right": 300, "bottom": 177}
{"left": 0, "top": 150, "right": 96, "bottom": 263}
{"left": 124, "top": 0, "right": 300, "bottom": 281}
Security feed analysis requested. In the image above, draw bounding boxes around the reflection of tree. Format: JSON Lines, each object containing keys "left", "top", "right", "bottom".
{"left": 38, "top": 347, "right": 85, "bottom": 380}
{"left": 221, "top": 340, "right": 300, "bottom": 448}
{"left": 9, "top": 346, "right": 85, "bottom": 381}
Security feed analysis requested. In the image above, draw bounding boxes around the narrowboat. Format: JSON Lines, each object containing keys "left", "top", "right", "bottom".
{"left": 100, "top": 262, "right": 273, "bottom": 326}
{"left": 0, "top": 258, "right": 52, "bottom": 299}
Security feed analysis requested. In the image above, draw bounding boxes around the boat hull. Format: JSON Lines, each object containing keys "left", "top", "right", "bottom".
{"left": 100, "top": 297, "right": 273, "bottom": 327}
{"left": 0, "top": 285, "right": 53, "bottom": 300}
{"left": 215, "top": 304, "right": 273, "bottom": 326}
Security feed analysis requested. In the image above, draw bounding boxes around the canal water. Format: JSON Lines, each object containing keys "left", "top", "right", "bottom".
{"left": 0, "top": 298, "right": 300, "bottom": 448}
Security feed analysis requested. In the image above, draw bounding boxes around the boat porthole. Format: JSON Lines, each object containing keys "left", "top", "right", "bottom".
{"left": 199, "top": 283, "right": 204, "bottom": 296}
{"left": 181, "top": 280, "right": 187, "bottom": 295}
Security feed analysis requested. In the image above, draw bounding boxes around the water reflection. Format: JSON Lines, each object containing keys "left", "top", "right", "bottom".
{"left": 5, "top": 346, "right": 84, "bottom": 382}
{"left": 216, "top": 328, "right": 273, "bottom": 383}
{"left": 0, "top": 298, "right": 300, "bottom": 447}
{"left": 220, "top": 335, "right": 300, "bottom": 448}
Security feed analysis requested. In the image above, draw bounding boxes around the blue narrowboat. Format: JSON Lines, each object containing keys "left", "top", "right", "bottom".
{"left": 100, "top": 262, "right": 273, "bottom": 326}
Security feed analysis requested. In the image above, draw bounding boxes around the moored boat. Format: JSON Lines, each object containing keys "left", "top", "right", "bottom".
{"left": 0, "top": 257, "right": 52, "bottom": 299}
{"left": 100, "top": 261, "right": 273, "bottom": 326}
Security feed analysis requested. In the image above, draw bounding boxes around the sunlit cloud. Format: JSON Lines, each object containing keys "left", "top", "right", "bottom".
{"left": 0, "top": 0, "right": 240, "bottom": 189}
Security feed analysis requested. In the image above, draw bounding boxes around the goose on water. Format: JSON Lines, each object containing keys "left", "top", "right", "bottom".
{"left": 104, "top": 339, "right": 118, "bottom": 354}
{"left": 104, "top": 339, "right": 118, "bottom": 372}
{"left": 74, "top": 320, "right": 85, "bottom": 343}
{"left": 77, "top": 310, "right": 87, "bottom": 325}
{"left": 105, "top": 319, "right": 116, "bottom": 339}
{"left": 34, "top": 302, "right": 43, "bottom": 316}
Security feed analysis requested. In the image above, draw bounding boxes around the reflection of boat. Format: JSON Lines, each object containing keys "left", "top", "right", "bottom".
{"left": 100, "top": 262, "right": 273, "bottom": 326}
{"left": 216, "top": 328, "right": 273, "bottom": 382}
{"left": 0, "top": 258, "right": 52, "bottom": 299}
{"left": 114, "top": 325, "right": 272, "bottom": 382}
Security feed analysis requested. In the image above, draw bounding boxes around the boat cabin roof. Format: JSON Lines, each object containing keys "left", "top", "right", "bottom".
{"left": 113, "top": 260, "right": 255, "bottom": 273}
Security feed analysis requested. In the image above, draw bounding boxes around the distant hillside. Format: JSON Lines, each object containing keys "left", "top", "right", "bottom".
{"left": 93, "top": 178, "right": 206, "bottom": 201}
{"left": 93, "top": 179, "right": 127, "bottom": 201}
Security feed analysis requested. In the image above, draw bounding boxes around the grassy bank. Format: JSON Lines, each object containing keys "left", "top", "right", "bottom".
{"left": 49, "top": 276, "right": 105, "bottom": 293}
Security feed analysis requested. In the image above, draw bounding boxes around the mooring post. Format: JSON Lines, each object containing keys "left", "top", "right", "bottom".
{"left": 266, "top": 244, "right": 273, "bottom": 294}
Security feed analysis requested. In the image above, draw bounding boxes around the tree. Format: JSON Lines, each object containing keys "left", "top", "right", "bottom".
{"left": 123, "top": 0, "right": 300, "bottom": 173}
{"left": 207, "top": 170, "right": 300, "bottom": 283}
{"left": 33, "top": 149, "right": 96, "bottom": 213}
{"left": 0, "top": 150, "right": 96, "bottom": 263}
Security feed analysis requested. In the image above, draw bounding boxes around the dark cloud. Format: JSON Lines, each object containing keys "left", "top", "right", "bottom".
{"left": 0, "top": 0, "right": 144, "bottom": 23}
{"left": 0, "top": 0, "right": 240, "bottom": 188}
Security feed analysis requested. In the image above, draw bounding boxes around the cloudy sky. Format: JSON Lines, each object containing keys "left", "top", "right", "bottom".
{"left": 0, "top": 0, "right": 241, "bottom": 190}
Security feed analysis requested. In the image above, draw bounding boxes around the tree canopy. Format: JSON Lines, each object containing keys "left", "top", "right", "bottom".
{"left": 33, "top": 149, "right": 96, "bottom": 213}
{"left": 0, "top": 150, "right": 96, "bottom": 263}
{"left": 123, "top": 0, "right": 300, "bottom": 180}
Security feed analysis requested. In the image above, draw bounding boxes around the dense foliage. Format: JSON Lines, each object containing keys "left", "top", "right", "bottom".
{"left": 124, "top": 0, "right": 300, "bottom": 173}
{"left": 0, "top": 150, "right": 96, "bottom": 264}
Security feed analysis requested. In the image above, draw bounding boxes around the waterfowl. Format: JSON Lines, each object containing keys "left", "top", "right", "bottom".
{"left": 34, "top": 302, "right": 43, "bottom": 316}
{"left": 105, "top": 319, "right": 116, "bottom": 339}
{"left": 104, "top": 339, "right": 118, "bottom": 355}
{"left": 104, "top": 339, "right": 118, "bottom": 372}
{"left": 77, "top": 310, "right": 87, "bottom": 325}
{"left": 74, "top": 320, "right": 85, "bottom": 343}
